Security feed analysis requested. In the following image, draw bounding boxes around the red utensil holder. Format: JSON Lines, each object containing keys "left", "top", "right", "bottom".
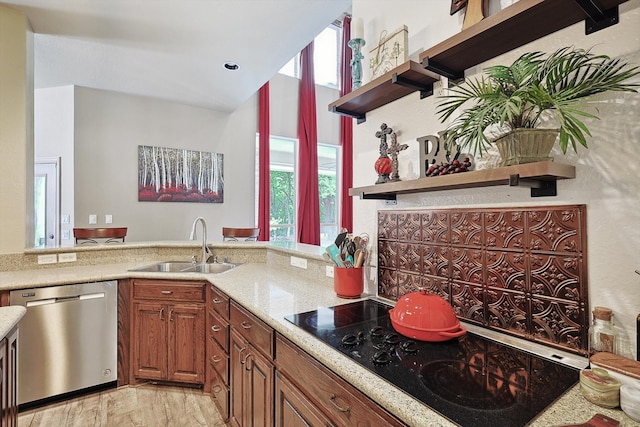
{"left": 334, "top": 267, "right": 363, "bottom": 299}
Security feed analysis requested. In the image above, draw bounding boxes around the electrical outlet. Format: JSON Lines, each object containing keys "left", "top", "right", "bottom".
{"left": 62, "top": 230, "right": 70, "bottom": 240}
{"left": 89, "top": 214, "right": 97, "bottom": 224}
{"left": 58, "top": 252, "right": 77, "bottom": 263}
{"left": 37, "top": 254, "right": 57, "bottom": 264}
{"left": 326, "top": 265, "right": 334, "bottom": 278}
{"left": 290, "top": 256, "right": 308, "bottom": 269}
{"left": 105, "top": 214, "right": 113, "bottom": 224}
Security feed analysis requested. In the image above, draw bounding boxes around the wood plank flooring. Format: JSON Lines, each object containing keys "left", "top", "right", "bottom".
{"left": 18, "top": 384, "right": 227, "bottom": 427}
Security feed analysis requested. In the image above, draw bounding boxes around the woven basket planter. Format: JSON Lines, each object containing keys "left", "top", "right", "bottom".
{"left": 494, "top": 128, "right": 559, "bottom": 166}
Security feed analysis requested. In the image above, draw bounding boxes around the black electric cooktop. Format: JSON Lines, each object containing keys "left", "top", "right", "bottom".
{"left": 285, "top": 299, "right": 579, "bottom": 427}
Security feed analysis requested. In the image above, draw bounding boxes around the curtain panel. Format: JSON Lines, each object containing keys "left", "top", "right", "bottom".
{"left": 257, "top": 82, "right": 270, "bottom": 241}
{"left": 296, "top": 42, "right": 321, "bottom": 245}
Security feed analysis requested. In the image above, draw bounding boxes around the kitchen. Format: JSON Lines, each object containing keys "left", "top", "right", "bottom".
{"left": 1, "top": 0, "right": 640, "bottom": 426}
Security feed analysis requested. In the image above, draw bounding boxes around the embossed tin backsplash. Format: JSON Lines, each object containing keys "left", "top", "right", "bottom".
{"left": 378, "top": 205, "right": 589, "bottom": 355}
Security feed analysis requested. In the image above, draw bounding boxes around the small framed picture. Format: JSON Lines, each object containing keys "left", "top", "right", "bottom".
{"left": 369, "top": 25, "right": 408, "bottom": 80}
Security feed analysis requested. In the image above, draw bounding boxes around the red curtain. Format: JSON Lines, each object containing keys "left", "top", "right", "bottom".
{"left": 296, "top": 42, "right": 320, "bottom": 245}
{"left": 339, "top": 16, "right": 353, "bottom": 233}
{"left": 257, "top": 83, "right": 270, "bottom": 241}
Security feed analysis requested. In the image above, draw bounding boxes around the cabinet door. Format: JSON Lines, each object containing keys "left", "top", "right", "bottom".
{"left": 167, "top": 303, "right": 205, "bottom": 384}
{"left": 243, "top": 347, "right": 274, "bottom": 427}
{"left": 229, "top": 330, "right": 247, "bottom": 427}
{"left": 132, "top": 301, "right": 167, "bottom": 380}
{"left": 5, "top": 329, "right": 17, "bottom": 427}
{"left": 275, "top": 371, "right": 332, "bottom": 427}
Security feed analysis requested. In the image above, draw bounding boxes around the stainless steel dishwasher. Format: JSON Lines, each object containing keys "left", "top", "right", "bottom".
{"left": 9, "top": 280, "right": 118, "bottom": 405}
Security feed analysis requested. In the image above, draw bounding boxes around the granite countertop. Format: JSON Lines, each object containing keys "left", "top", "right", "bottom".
{"left": 0, "top": 306, "right": 26, "bottom": 338}
{"left": 0, "top": 260, "right": 635, "bottom": 426}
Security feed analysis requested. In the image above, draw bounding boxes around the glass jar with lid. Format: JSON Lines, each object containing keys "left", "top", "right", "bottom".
{"left": 588, "top": 306, "right": 619, "bottom": 356}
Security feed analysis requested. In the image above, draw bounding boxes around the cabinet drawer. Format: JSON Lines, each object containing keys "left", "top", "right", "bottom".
{"left": 210, "top": 373, "right": 230, "bottom": 422}
{"left": 209, "top": 284, "right": 229, "bottom": 319}
{"left": 208, "top": 309, "right": 229, "bottom": 351}
{"left": 133, "top": 280, "right": 205, "bottom": 302}
{"left": 276, "top": 335, "right": 404, "bottom": 427}
{"left": 208, "top": 337, "right": 229, "bottom": 385}
{"left": 230, "top": 301, "right": 273, "bottom": 359}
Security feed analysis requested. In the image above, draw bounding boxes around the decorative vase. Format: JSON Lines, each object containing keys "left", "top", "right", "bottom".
{"left": 374, "top": 156, "right": 392, "bottom": 184}
{"left": 493, "top": 128, "right": 559, "bottom": 166}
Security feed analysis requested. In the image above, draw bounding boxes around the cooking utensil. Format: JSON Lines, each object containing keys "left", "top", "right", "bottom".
{"left": 325, "top": 244, "right": 344, "bottom": 268}
{"left": 389, "top": 289, "right": 466, "bottom": 342}
{"left": 335, "top": 231, "right": 348, "bottom": 248}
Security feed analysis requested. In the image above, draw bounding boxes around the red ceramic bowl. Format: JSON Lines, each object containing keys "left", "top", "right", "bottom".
{"left": 389, "top": 290, "right": 466, "bottom": 342}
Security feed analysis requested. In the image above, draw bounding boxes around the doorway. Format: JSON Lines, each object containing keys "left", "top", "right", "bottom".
{"left": 34, "top": 158, "right": 60, "bottom": 248}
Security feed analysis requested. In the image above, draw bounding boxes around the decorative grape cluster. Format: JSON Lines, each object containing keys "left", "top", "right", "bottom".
{"left": 425, "top": 158, "right": 472, "bottom": 177}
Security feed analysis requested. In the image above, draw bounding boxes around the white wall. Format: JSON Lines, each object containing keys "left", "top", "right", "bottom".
{"left": 35, "top": 86, "right": 75, "bottom": 244}
{"left": 352, "top": 0, "right": 640, "bottom": 358}
{"left": 67, "top": 86, "right": 257, "bottom": 243}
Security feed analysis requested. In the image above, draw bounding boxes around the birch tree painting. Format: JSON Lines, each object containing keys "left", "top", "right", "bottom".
{"left": 138, "top": 145, "right": 224, "bottom": 203}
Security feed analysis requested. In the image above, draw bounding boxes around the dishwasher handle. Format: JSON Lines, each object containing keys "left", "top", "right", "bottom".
{"left": 25, "top": 292, "right": 105, "bottom": 307}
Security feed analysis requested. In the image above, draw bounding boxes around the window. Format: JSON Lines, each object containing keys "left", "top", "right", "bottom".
{"left": 256, "top": 135, "right": 340, "bottom": 246}
{"left": 278, "top": 24, "right": 340, "bottom": 88}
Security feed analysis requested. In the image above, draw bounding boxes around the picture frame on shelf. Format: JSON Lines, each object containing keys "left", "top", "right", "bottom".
{"left": 369, "top": 25, "right": 408, "bottom": 80}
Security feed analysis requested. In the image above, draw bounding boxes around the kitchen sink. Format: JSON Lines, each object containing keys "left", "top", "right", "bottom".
{"left": 129, "top": 261, "right": 238, "bottom": 274}
{"left": 182, "top": 263, "right": 237, "bottom": 274}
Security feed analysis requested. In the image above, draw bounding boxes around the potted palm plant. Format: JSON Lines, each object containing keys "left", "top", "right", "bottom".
{"left": 436, "top": 47, "right": 639, "bottom": 166}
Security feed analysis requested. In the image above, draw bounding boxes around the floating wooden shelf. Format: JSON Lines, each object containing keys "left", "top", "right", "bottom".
{"left": 349, "top": 161, "right": 576, "bottom": 199}
{"left": 329, "top": 0, "right": 626, "bottom": 120}
{"left": 419, "top": 0, "right": 627, "bottom": 80}
{"left": 328, "top": 60, "right": 440, "bottom": 123}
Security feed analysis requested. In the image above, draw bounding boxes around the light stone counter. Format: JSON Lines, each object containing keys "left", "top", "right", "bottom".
{"left": 0, "top": 306, "right": 25, "bottom": 338}
{"left": 0, "top": 252, "right": 636, "bottom": 426}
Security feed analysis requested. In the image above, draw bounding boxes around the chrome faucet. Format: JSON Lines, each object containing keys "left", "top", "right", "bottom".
{"left": 189, "top": 217, "right": 213, "bottom": 263}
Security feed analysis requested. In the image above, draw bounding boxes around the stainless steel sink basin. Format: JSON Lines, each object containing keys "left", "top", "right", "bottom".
{"left": 182, "top": 263, "right": 237, "bottom": 274}
{"left": 129, "top": 261, "right": 238, "bottom": 274}
{"left": 129, "top": 261, "right": 197, "bottom": 272}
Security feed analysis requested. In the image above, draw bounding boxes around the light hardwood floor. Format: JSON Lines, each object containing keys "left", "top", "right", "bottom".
{"left": 18, "top": 384, "right": 227, "bottom": 427}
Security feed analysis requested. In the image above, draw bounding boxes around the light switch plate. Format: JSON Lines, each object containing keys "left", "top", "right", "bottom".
{"left": 61, "top": 214, "right": 70, "bottom": 224}
{"left": 326, "top": 265, "right": 334, "bottom": 278}
{"left": 89, "top": 214, "right": 97, "bottom": 224}
{"left": 105, "top": 214, "right": 113, "bottom": 224}
{"left": 58, "top": 253, "right": 77, "bottom": 263}
{"left": 290, "top": 256, "right": 307, "bottom": 269}
{"left": 37, "top": 254, "right": 57, "bottom": 264}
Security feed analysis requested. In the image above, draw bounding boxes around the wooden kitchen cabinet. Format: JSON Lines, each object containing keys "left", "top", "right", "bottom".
{"left": 275, "top": 334, "right": 405, "bottom": 427}
{"left": 229, "top": 301, "right": 274, "bottom": 427}
{"left": 0, "top": 326, "right": 18, "bottom": 427}
{"left": 207, "top": 283, "right": 231, "bottom": 420}
{"left": 275, "top": 371, "right": 333, "bottom": 427}
{"left": 131, "top": 279, "right": 205, "bottom": 385}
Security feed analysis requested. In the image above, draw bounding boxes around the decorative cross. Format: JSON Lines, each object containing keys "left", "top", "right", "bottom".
{"left": 387, "top": 132, "right": 408, "bottom": 182}
{"left": 375, "top": 123, "right": 393, "bottom": 157}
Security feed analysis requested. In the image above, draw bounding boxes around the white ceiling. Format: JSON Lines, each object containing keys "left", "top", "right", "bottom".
{"left": 1, "top": 0, "right": 351, "bottom": 112}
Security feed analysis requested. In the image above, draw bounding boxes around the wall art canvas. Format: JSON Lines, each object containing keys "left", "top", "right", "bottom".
{"left": 138, "top": 145, "right": 224, "bottom": 203}
{"left": 369, "top": 25, "right": 408, "bottom": 80}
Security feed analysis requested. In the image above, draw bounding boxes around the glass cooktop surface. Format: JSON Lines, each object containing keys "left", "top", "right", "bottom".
{"left": 285, "top": 299, "right": 579, "bottom": 427}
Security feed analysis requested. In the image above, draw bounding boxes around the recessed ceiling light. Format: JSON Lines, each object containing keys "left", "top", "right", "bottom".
{"left": 224, "top": 62, "right": 239, "bottom": 71}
